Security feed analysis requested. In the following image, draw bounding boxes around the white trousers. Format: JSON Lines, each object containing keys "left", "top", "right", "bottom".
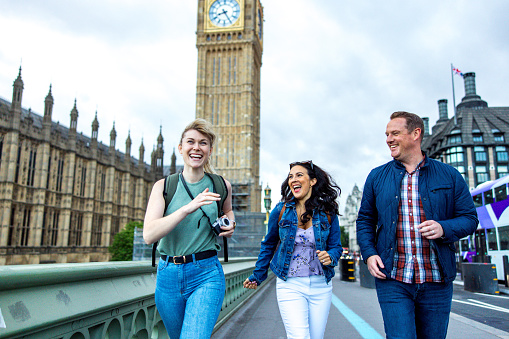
{"left": 276, "top": 275, "right": 333, "bottom": 339}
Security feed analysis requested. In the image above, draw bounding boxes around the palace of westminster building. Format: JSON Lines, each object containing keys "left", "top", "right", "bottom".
{"left": 1, "top": 0, "right": 265, "bottom": 265}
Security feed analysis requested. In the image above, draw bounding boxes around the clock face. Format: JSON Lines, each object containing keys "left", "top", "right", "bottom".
{"left": 209, "top": 0, "right": 241, "bottom": 27}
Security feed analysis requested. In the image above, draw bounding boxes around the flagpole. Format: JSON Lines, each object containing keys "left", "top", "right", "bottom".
{"left": 451, "top": 63, "right": 458, "bottom": 125}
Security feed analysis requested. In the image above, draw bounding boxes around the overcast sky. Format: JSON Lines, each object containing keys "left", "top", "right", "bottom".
{"left": 1, "top": 1, "right": 508, "bottom": 210}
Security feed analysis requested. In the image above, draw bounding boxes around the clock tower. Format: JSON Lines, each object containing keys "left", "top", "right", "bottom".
{"left": 196, "top": 0, "right": 263, "bottom": 212}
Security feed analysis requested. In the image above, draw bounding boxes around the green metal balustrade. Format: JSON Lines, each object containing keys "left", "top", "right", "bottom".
{"left": 0, "top": 258, "right": 268, "bottom": 338}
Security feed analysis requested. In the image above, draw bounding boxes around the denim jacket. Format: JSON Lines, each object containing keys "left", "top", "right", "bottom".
{"left": 356, "top": 154, "right": 478, "bottom": 283}
{"left": 248, "top": 200, "right": 343, "bottom": 285}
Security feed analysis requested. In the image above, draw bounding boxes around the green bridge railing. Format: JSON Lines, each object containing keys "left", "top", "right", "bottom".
{"left": 0, "top": 258, "right": 269, "bottom": 339}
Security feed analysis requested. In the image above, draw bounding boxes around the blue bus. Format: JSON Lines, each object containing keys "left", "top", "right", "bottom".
{"left": 468, "top": 175, "right": 509, "bottom": 280}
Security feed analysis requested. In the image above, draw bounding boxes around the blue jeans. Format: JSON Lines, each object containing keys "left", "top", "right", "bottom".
{"left": 375, "top": 279, "right": 453, "bottom": 339}
{"left": 155, "top": 255, "right": 225, "bottom": 339}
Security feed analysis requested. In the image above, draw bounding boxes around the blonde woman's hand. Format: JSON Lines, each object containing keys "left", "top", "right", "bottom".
{"left": 183, "top": 188, "right": 220, "bottom": 215}
{"left": 218, "top": 217, "right": 235, "bottom": 238}
{"left": 243, "top": 278, "right": 258, "bottom": 290}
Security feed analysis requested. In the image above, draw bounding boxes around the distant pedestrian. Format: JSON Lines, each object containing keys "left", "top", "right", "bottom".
{"left": 244, "top": 161, "right": 343, "bottom": 339}
{"left": 143, "top": 119, "right": 235, "bottom": 339}
{"left": 356, "top": 111, "right": 478, "bottom": 338}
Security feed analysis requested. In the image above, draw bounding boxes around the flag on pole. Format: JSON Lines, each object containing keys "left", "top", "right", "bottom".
{"left": 452, "top": 66, "right": 464, "bottom": 77}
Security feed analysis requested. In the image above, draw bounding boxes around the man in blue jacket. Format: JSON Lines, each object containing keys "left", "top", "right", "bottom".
{"left": 356, "top": 111, "right": 478, "bottom": 339}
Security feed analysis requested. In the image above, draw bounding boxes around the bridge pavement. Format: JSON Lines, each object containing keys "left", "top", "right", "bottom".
{"left": 212, "top": 273, "right": 509, "bottom": 339}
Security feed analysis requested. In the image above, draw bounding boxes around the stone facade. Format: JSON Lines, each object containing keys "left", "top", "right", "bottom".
{"left": 195, "top": 0, "right": 264, "bottom": 212}
{"left": 422, "top": 72, "right": 509, "bottom": 189}
{"left": 0, "top": 68, "right": 164, "bottom": 265}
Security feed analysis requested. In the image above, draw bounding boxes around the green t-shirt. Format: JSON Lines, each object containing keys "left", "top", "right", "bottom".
{"left": 157, "top": 174, "right": 220, "bottom": 257}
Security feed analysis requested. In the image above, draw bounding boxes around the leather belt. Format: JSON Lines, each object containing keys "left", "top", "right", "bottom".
{"left": 161, "top": 250, "right": 217, "bottom": 265}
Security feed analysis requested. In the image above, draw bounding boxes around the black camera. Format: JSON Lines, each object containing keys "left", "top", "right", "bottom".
{"left": 211, "top": 217, "right": 230, "bottom": 235}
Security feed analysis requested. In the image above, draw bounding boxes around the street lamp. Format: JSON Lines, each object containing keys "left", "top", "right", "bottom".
{"left": 264, "top": 184, "right": 272, "bottom": 214}
{"left": 263, "top": 184, "right": 272, "bottom": 230}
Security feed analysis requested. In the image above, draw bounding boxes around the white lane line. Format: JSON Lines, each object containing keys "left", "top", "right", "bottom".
{"left": 452, "top": 299, "right": 509, "bottom": 313}
{"left": 466, "top": 299, "right": 509, "bottom": 313}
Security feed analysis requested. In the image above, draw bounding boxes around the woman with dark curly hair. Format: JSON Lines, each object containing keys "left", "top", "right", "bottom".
{"left": 243, "top": 160, "right": 342, "bottom": 339}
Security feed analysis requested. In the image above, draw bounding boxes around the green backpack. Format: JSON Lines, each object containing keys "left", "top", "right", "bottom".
{"left": 151, "top": 172, "right": 229, "bottom": 267}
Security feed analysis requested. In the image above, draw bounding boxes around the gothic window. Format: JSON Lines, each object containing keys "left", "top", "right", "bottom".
{"left": 15, "top": 144, "right": 21, "bottom": 183}
{"left": 233, "top": 57, "right": 237, "bottom": 85}
{"left": 232, "top": 140, "right": 235, "bottom": 167}
{"left": 47, "top": 210, "right": 60, "bottom": 246}
{"left": 41, "top": 210, "right": 47, "bottom": 246}
{"left": 211, "top": 98, "right": 214, "bottom": 124}
{"left": 0, "top": 136, "right": 3, "bottom": 171}
{"left": 130, "top": 178, "right": 137, "bottom": 207}
{"left": 216, "top": 100, "right": 220, "bottom": 124}
{"left": 212, "top": 57, "right": 216, "bottom": 86}
{"left": 20, "top": 208, "right": 31, "bottom": 246}
{"left": 227, "top": 99, "right": 231, "bottom": 125}
{"left": 228, "top": 57, "right": 232, "bottom": 84}
{"left": 56, "top": 155, "right": 64, "bottom": 192}
{"left": 110, "top": 217, "right": 120, "bottom": 245}
{"left": 226, "top": 138, "right": 230, "bottom": 167}
{"left": 46, "top": 156, "right": 51, "bottom": 189}
{"left": 98, "top": 169, "right": 106, "bottom": 200}
{"left": 232, "top": 99, "right": 236, "bottom": 124}
{"left": 217, "top": 57, "right": 221, "bottom": 85}
{"left": 8, "top": 207, "right": 16, "bottom": 246}
{"left": 116, "top": 174, "right": 122, "bottom": 205}
{"left": 68, "top": 212, "right": 83, "bottom": 246}
{"left": 27, "top": 148, "right": 37, "bottom": 186}
{"left": 91, "top": 215, "right": 102, "bottom": 246}
{"left": 101, "top": 171, "right": 106, "bottom": 200}
{"left": 80, "top": 166, "right": 87, "bottom": 196}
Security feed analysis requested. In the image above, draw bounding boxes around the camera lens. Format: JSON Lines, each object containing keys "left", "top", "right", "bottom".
{"left": 223, "top": 218, "right": 230, "bottom": 226}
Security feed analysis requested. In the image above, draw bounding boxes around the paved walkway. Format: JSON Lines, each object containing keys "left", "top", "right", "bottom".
{"left": 213, "top": 275, "right": 509, "bottom": 339}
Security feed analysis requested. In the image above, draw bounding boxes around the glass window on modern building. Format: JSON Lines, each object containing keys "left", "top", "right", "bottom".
{"left": 473, "top": 134, "right": 483, "bottom": 142}
{"left": 496, "top": 146, "right": 509, "bottom": 162}
{"left": 475, "top": 165, "right": 489, "bottom": 185}
{"left": 493, "top": 129, "right": 505, "bottom": 142}
{"left": 474, "top": 146, "right": 487, "bottom": 162}
{"left": 445, "top": 146, "right": 467, "bottom": 180}
{"left": 448, "top": 135, "right": 462, "bottom": 145}
{"left": 498, "top": 165, "right": 509, "bottom": 178}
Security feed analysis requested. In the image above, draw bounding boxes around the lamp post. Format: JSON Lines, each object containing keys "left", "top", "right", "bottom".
{"left": 263, "top": 184, "right": 272, "bottom": 232}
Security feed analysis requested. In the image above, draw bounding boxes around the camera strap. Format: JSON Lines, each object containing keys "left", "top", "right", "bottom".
{"left": 179, "top": 173, "right": 214, "bottom": 228}
{"left": 179, "top": 173, "right": 228, "bottom": 262}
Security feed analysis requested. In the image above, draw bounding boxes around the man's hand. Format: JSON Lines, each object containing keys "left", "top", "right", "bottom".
{"left": 367, "top": 255, "right": 386, "bottom": 279}
{"left": 417, "top": 220, "right": 444, "bottom": 240}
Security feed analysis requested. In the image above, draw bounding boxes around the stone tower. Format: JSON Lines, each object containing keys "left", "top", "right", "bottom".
{"left": 195, "top": 0, "right": 264, "bottom": 212}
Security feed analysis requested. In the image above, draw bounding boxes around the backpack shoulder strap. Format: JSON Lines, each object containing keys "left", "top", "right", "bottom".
{"left": 278, "top": 204, "right": 287, "bottom": 223}
{"left": 153, "top": 173, "right": 179, "bottom": 268}
{"left": 206, "top": 173, "right": 228, "bottom": 215}
{"left": 164, "top": 173, "right": 179, "bottom": 213}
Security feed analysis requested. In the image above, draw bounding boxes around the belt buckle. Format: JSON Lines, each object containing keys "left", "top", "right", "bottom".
{"left": 173, "top": 255, "right": 186, "bottom": 264}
